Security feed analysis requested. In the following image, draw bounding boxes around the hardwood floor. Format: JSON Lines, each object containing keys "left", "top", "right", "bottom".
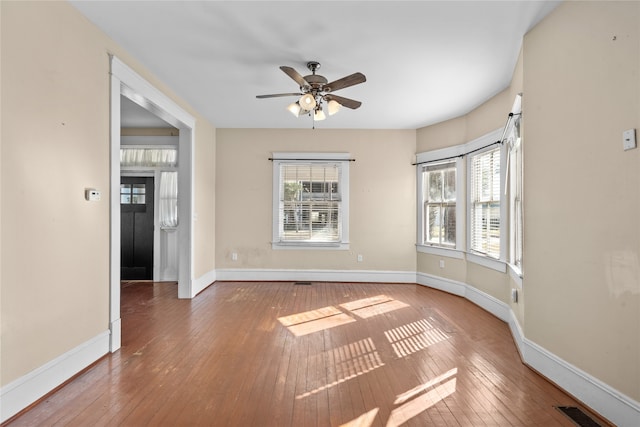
{"left": 7, "top": 281, "right": 609, "bottom": 426}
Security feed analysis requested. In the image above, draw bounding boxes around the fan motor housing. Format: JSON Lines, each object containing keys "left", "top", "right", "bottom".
{"left": 304, "top": 74, "right": 328, "bottom": 86}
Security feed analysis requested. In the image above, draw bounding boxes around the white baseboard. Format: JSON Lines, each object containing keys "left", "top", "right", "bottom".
{"left": 192, "top": 269, "right": 217, "bottom": 296}
{"left": 215, "top": 268, "right": 417, "bottom": 284}
{"left": 521, "top": 332, "right": 640, "bottom": 427}
{"left": 418, "top": 272, "right": 640, "bottom": 427}
{"left": 110, "top": 317, "right": 121, "bottom": 352}
{"left": 0, "top": 330, "right": 110, "bottom": 423}
{"left": 416, "top": 272, "right": 466, "bottom": 297}
{"left": 464, "top": 285, "right": 511, "bottom": 323}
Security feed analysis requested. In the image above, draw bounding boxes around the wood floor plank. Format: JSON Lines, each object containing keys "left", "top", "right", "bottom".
{"left": 6, "top": 281, "right": 612, "bottom": 427}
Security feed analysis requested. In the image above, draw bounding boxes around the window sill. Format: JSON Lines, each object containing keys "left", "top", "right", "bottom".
{"left": 508, "top": 263, "right": 523, "bottom": 287}
{"left": 272, "top": 242, "right": 350, "bottom": 251}
{"left": 466, "top": 252, "right": 507, "bottom": 273}
{"left": 416, "top": 245, "right": 465, "bottom": 260}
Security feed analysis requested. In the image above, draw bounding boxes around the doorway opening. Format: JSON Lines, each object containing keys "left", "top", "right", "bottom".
{"left": 110, "top": 56, "right": 196, "bottom": 352}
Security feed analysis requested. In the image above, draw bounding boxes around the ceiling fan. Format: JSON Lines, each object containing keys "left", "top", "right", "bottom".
{"left": 256, "top": 61, "right": 366, "bottom": 121}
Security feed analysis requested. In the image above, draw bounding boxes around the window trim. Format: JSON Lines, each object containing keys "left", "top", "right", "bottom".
{"left": 507, "top": 94, "right": 524, "bottom": 278}
{"left": 272, "top": 152, "right": 350, "bottom": 250}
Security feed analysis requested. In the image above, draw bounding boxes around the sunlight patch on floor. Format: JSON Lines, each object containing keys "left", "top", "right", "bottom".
{"left": 386, "top": 377, "right": 457, "bottom": 426}
{"left": 341, "top": 295, "right": 410, "bottom": 319}
{"left": 384, "top": 318, "right": 451, "bottom": 358}
{"left": 339, "top": 408, "right": 379, "bottom": 427}
{"left": 394, "top": 368, "right": 457, "bottom": 405}
{"left": 340, "top": 295, "right": 394, "bottom": 311}
{"left": 296, "top": 337, "right": 384, "bottom": 399}
{"left": 278, "top": 306, "right": 343, "bottom": 326}
{"left": 278, "top": 306, "right": 356, "bottom": 336}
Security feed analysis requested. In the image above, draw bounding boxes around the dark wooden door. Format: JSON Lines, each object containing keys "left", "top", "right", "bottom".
{"left": 121, "top": 177, "right": 154, "bottom": 280}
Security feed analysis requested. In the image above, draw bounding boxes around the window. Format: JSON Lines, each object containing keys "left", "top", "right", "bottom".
{"left": 421, "top": 161, "right": 456, "bottom": 247}
{"left": 120, "top": 183, "right": 146, "bottom": 204}
{"left": 469, "top": 146, "right": 502, "bottom": 259}
{"left": 272, "top": 153, "right": 350, "bottom": 249}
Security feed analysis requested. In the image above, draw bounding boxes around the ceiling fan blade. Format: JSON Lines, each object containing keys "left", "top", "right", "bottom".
{"left": 280, "top": 66, "right": 309, "bottom": 89}
{"left": 256, "top": 93, "right": 302, "bottom": 99}
{"left": 324, "top": 94, "right": 362, "bottom": 110}
{"left": 324, "top": 72, "right": 366, "bottom": 92}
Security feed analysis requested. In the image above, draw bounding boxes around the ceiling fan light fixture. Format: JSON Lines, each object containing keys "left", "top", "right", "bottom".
{"left": 287, "top": 101, "right": 302, "bottom": 117}
{"left": 327, "top": 99, "right": 341, "bottom": 116}
{"left": 299, "top": 93, "right": 316, "bottom": 111}
{"left": 257, "top": 62, "right": 365, "bottom": 125}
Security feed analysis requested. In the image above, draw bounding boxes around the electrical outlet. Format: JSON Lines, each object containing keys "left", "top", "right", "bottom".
{"left": 439, "top": 260, "right": 445, "bottom": 268}
{"left": 357, "top": 254, "right": 363, "bottom": 262}
{"left": 511, "top": 288, "right": 518, "bottom": 303}
{"left": 231, "top": 252, "right": 238, "bottom": 261}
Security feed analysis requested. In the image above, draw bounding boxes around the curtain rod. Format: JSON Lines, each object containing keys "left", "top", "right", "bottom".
{"left": 269, "top": 158, "right": 355, "bottom": 162}
{"left": 413, "top": 111, "right": 522, "bottom": 166}
{"left": 412, "top": 140, "right": 502, "bottom": 166}
{"left": 498, "top": 112, "right": 521, "bottom": 146}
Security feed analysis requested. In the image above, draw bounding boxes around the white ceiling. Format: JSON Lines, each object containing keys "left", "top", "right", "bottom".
{"left": 71, "top": 1, "right": 559, "bottom": 130}
{"left": 121, "top": 96, "right": 174, "bottom": 128}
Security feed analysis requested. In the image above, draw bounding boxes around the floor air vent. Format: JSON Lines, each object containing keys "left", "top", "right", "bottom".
{"left": 554, "top": 406, "right": 601, "bottom": 427}
{"left": 294, "top": 281, "right": 312, "bottom": 286}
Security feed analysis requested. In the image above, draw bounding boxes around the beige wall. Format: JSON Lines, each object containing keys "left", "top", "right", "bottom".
{"left": 523, "top": 1, "right": 639, "bottom": 400}
{"left": 216, "top": 129, "right": 416, "bottom": 272}
{"left": 416, "top": 0, "right": 639, "bottom": 403}
{"left": 193, "top": 124, "right": 216, "bottom": 279}
{"left": 1, "top": 1, "right": 216, "bottom": 386}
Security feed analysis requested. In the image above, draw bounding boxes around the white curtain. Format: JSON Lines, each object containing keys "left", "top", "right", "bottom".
{"left": 159, "top": 171, "right": 178, "bottom": 227}
{"left": 120, "top": 147, "right": 177, "bottom": 167}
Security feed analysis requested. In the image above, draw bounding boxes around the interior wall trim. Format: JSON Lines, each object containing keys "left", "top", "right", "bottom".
{"left": 0, "top": 331, "right": 110, "bottom": 423}
{"left": 417, "top": 272, "right": 640, "bottom": 427}
{"left": 215, "top": 268, "right": 417, "bottom": 284}
{"left": 519, "top": 330, "right": 640, "bottom": 427}
{"left": 193, "top": 269, "right": 217, "bottom": 296}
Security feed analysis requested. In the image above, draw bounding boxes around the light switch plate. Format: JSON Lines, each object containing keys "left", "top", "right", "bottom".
{"left": 623, "top": 129, "right": 636, "bottom": 151}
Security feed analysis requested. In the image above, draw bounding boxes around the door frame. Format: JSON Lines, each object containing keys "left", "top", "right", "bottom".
{"left": 109, "top": 56, "right": 196, "bottom": 352}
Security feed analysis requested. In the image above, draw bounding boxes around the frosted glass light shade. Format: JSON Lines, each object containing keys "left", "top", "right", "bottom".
{"left": 299, "top": 93, "right": 316, "bottom": 111}
{"left": 314, "top": 108, "right": 326, "bottom": 121}
{"left": 287, "top": 102, "right": 302, "bottom": 116}
{"left": 327, "top": 99, "right": 341, "bottom": 116}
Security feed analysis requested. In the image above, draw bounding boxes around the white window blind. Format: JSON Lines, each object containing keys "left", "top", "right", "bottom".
{"left": 470, "top": 147, "right": 501, "bottom": 258}
{"left": 277, "top": 163, "right": 342, "bottom": 243}
{"left": 422, "top": 161, "right": 456, "bottom": 247}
